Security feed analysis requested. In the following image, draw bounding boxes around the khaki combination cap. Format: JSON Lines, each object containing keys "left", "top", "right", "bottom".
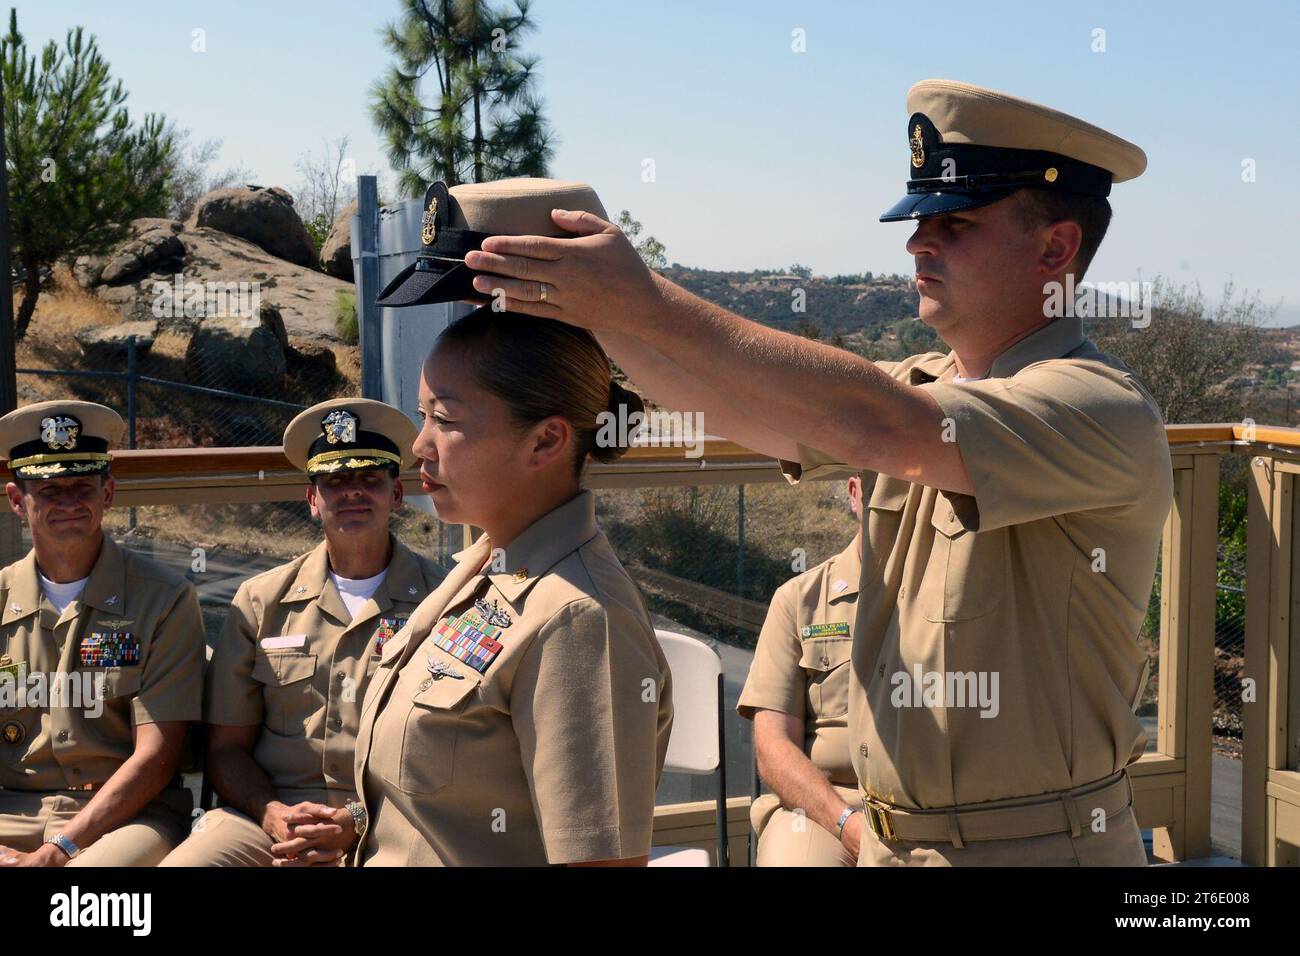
{"left": 375, "top": 177, "right": 609, "bottom": 308}
{"left": 0, "top": 400, "right": 125, "bottom": 480}
{"left": 881, "top": 78, "right": 1147, "bottom": 222}
{"left": 283, "top": 397, "right": 418, "bottom": 476}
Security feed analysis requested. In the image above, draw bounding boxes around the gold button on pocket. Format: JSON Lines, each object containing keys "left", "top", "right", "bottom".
{"left": 800, "top": 638, "right": 852, "bottom": 718}
{"left": 251, "top": 652, "right": 319, "bottom": 737}
{"left": 392, "top": 669, "right": 480, "bottom": 796}
{"left": 921, "top": 505, "right": 1006, "bottom": 623}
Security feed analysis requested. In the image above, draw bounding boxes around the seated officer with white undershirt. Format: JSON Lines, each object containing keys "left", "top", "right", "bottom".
{"left": 159, "top": 399, "right": 444, "bottom": 867}
{"left": 0, "top": 401, "right": 204, "bottom": 867}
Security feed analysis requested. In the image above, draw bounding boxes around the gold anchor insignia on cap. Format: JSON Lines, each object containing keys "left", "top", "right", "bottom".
{"left": 421, "top": 197, "right": 438, "bottom": 245}
{"left": 910, "top": 124, "right": 926, "bottom": 168}
{"left": 1044, "top": 167, "right": 1059, "bottom": 183}
{"left": 40, "top": 415, "right": 80, "bottom": 450}
{"left": 321, "top": 409, "right": 358, "bottom": 445}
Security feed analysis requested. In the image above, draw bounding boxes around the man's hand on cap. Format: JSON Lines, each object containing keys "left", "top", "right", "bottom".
{"left": 464, "top": 210, "right": 660, "bottom": 333}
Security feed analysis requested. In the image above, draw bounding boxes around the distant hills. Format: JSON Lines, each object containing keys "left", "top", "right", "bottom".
{"left": 662, "top": 266, "right": 918, "bottom": 336}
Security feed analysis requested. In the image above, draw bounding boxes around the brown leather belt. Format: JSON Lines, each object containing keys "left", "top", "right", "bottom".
{"left": 861, "top": 771, "right": 1133, "bottom": 846}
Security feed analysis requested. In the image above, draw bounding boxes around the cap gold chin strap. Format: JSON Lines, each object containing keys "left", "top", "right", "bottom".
{"left": 8, "top": 451, "right": 112, "bottom": 468}
{"left": 306, "top": 448, "right": 401, "bottom": 471}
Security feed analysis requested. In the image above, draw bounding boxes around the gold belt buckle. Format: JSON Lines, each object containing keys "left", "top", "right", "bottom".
{"left": 862, "top": 795, "right": 897, "bottom": 842}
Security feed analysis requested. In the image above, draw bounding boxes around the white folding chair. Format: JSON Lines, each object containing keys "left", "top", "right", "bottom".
{"left": 648, "top": 629, "right": 728, "bottom": 867}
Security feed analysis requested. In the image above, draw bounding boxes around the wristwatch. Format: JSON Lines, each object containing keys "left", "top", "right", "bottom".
{"left": 344, "top": 799, "right": 368, "bottom": 843}
{"left": 45, "top": 834, "right": 79, "bottom": 860}
{"left": 834, "top": 806, "right": 861, "bottom": 838}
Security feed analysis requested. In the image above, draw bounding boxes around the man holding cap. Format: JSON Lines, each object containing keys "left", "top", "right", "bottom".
{"left": 458, "top": 80, "right": 1174, "bottom": 866}
{"left": 159, "top": 398, "right": 444, "bottom": 867}
{"left": 375, "top": 177, "right": 610, "bottom": 309}
{"left": 0, "top": 400, "right": 204, "bottom": 866}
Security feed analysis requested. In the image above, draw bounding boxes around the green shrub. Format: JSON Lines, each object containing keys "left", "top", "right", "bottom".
{"left": 334, "top": 290, "right": 358, "bottom": 344}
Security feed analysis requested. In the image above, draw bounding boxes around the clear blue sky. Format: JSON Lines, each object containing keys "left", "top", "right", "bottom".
{"left": 13, "top": 0, "right": 1300, "bottom": 323}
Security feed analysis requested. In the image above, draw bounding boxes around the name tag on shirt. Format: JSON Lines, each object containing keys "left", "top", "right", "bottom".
{"left": 261, "top": 634, "right": 308, "bottom": 650}
{"left": 801, "top": 622, "right": 850, "bottom": 640}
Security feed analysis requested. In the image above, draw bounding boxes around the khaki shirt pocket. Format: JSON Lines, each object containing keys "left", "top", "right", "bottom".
{"left": 921, "top": 504, "right": 1006, "bottom": 623}
{"left": 393, "top": 672, "right": 480, "bottom": 796}
{"left": 100, "top": 666, "right": 143, "bottom": 700}
{"left": 800, "top": 637, "right": 852, "bottom": 718}
{"left": 252, "top": 652, "right": 318, "bottom": 736}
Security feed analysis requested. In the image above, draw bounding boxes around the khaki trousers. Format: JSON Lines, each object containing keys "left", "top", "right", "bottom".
{"left": 158, "top": 788, "right": 351, "bottom": 867}
{"left": 752, "top": 784, "right": 860, "bottom": 867}
{"left": 0, "top": 788, "right": 192, "bottom": 866}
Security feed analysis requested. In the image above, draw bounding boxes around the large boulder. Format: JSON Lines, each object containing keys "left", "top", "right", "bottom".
{"left": 99, "top": 229, "right": 185, "bottom": 284}
{"left": 72, "top": 219, "right": 184, "bottom": 289}
{"left": 257, "top": 302, "right": 289, "bottom": 353}
{"left": 187, "top": 186, "right": 316, "bottom": 267}
{"left": 184, "top": 310, "right": 287, "bottom": 396}
{"left": 93, "top": 225, "right": 354, "bottom": 341}
{"left": 319, "top": 200, "right": 357, "bottom": 281}
{"left": 129, "top": 218, "right": 183, "bottom": 237}
{"left": 73, "top": 320, "right": 159, "bottom": 367}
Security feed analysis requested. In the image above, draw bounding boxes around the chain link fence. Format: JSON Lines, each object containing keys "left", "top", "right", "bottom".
{"left": 15, "top": 305, "right": 357, "bottom": 450}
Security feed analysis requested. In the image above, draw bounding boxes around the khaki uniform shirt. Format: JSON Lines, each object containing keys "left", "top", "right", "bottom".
{"left": 0, "top": 536, "right": 204, "bottom": 791}
{"left": 205, "top": 536, "right": 444, "bottom": 796}
{"left": 781, "top": 315, "right": 1172, "bottom": 811}
{"left": 354, "top": 491, "right": 674, "bottom": 866}
{"left": 738, "top": 537, "right": 860, "bottom": 787}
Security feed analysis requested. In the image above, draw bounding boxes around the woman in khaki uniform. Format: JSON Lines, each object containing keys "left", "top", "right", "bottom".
{"left": 275, "top": 306, "right": 673, "bottom": 867}
{"left": 739, "top": 477, "right": 864, "bottom": 866}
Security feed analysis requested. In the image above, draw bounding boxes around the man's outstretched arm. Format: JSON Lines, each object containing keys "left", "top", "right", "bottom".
{"left": 595, "top": 329, "right": 803, "bottom": 462}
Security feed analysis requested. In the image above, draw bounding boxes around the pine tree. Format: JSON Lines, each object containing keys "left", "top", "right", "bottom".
{"left": 371, "top": 0, "right": 554, "bottom": 196}
{"left": 2, "top": 9, "right": 175, "bottom": 341}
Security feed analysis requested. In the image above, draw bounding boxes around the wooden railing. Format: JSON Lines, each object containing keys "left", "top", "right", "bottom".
{"left": 2, "top": 425, "right": 1295, "bottom": 865}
